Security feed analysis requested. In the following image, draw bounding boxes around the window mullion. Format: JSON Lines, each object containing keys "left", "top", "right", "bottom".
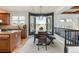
{"left": 18, "top": 16, "right": 19, "bottom": 25}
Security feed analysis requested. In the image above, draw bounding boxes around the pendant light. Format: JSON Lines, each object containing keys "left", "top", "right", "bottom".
{"left": 39, "top": 6, "right": 43, "bottom": 20}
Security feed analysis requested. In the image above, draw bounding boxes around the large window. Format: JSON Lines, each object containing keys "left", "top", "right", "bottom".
{"left": 29, "top": 12, "right": 54, "bottom": 35}
{"left": 10, "top": 16, "right": 25, "bottom": 25}
{"left": 36, "top": 16, "right": 46, "bottom": 34}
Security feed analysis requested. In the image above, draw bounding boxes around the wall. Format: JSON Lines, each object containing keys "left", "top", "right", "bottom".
{"left": 54, "top": 14, "right": 79, "bottom": 29}
{"left": 10, "top": 11, "right": 29, "bottom": 36}
{"left": 11, "top": 12, "right": 79, "bottom": 36}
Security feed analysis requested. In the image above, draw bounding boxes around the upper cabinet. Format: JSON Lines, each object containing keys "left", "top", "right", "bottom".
{"left": 0, "top": 13, "right": 10, "bottom": 25}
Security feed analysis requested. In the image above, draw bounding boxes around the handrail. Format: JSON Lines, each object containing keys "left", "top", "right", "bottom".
{"left": 66, "top": 29, "right": 79, "bottom": 31}
{"left": 65, "top": 29, "right": 79, "bottom": 53}
{"left": 54, "top": 27, "right": 79, "bottom": 53}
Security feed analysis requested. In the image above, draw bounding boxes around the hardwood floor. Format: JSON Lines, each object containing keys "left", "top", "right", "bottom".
{"left": 14, "top": 35, "right": 64, "bottom": 53}
{"left": 13, "top": 38, "right": 27, "bottom": 53}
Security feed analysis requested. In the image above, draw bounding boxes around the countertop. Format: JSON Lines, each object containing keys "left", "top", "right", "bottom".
{"left": 0, "top": 30, "right": 21, "bottom": 35}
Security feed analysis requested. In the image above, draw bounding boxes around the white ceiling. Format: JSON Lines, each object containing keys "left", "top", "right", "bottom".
{"left": 0, "top": 6, "right": 72, "bottom": 13}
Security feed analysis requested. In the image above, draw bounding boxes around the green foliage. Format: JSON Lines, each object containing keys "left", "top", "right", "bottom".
{"left": 39, "top": 27, "right": 43, "bottom": 30}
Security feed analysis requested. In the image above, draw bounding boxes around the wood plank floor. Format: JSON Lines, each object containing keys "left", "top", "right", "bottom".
{"left": 14, "top": 35, "right": 64, "bottom": 53}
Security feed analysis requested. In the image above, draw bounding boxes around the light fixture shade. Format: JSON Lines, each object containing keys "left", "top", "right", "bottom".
{"left": 66, "top": 19, "right": 72, "bottom": 22}
{"left": 60, "top": 19, "right": 65, "bottom": 22}
{"left": 0, "top": 20, "right": 2, "bottom": 23}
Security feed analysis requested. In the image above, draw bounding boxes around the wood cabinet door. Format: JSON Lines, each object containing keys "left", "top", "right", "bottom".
{"left": 0, "top": 35, "right": 9, "bottom": 52}
{"left": 0, "top": 13, "right": 10, "bottom": 25}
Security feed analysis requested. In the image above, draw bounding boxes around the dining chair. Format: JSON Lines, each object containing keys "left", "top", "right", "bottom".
{"left": 37, "top": 32, "right": 47, "bottom": 50}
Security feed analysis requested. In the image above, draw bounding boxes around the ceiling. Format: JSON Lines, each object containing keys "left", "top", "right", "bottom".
{"left": 0, "top": 6, "right": 72, "bottom": 14}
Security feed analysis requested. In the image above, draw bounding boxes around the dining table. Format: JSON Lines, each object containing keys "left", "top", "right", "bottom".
{"left": 47, "top": 35, "right": 56, "bottom": 45}
{"left": 34, "top": 31, "right": 56, "bottom": 45}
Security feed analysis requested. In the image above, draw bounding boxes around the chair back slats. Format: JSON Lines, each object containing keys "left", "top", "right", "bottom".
{"left": 37, "top": 32, "right": 47, "bottom": 50}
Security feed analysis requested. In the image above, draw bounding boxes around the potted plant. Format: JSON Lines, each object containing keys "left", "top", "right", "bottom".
{"left": 39, "top": 27, "right": 43, "bottom": 30}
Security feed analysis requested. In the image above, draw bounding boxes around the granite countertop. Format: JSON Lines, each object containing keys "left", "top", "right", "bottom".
{"left": 0, "top": 30, "right": 21, "bottom": 34}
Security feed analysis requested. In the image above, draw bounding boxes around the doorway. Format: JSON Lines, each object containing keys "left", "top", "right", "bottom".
{"left": 28, "top": 12, "right": 54, "bottom": 35}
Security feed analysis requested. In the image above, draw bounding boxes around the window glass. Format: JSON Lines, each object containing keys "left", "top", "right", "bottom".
{"left": 12, "top": 16, "right": 18, "bottom": 21}
{"left": 10, "top": 16, "right": 25, "bottom": 25}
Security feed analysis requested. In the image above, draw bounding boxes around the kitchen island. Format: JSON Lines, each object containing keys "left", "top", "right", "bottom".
{"left": 0, "top": 30, "right": 21, "bottom": 53}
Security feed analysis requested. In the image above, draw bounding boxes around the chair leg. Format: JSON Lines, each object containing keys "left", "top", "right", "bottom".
{"left": 34, "top": 38, "right": 36, "bottom": 43}
{"left": 45, "top": 39, "right": 47, "bottom": 50}
{"left": 45, "top": 45, "right": 47, "bottom": 50}
{"left": 52, "top": 41, "right": 54, "bottom": 44}
{"left": 38, "top": 41, "right": 39, "bottom": 50}
{"left": 34, "top": 36, "right": 36, "bottom": 43}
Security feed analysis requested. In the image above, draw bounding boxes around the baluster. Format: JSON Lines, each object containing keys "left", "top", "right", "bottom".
{"left": 65, "top": 30, "right": 66, "bottom": 48}
{"left": 68, "top": 30, "right": 70, "bottom": 45}
{"left": 70, "top": 31, "right": 71, "bottom": 46}
{"left": 75, "top": 31, "right": 76, "bottom": 46}
{"left": 69, "top": 31, "right": 70, "bottom": 45}
{"left": 64, "top": 30, "right": 67, "bottom": 53}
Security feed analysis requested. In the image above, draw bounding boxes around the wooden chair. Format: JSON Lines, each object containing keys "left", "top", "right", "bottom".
{"left": 37, "top": 32, "right": 47, "bottom": 50}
